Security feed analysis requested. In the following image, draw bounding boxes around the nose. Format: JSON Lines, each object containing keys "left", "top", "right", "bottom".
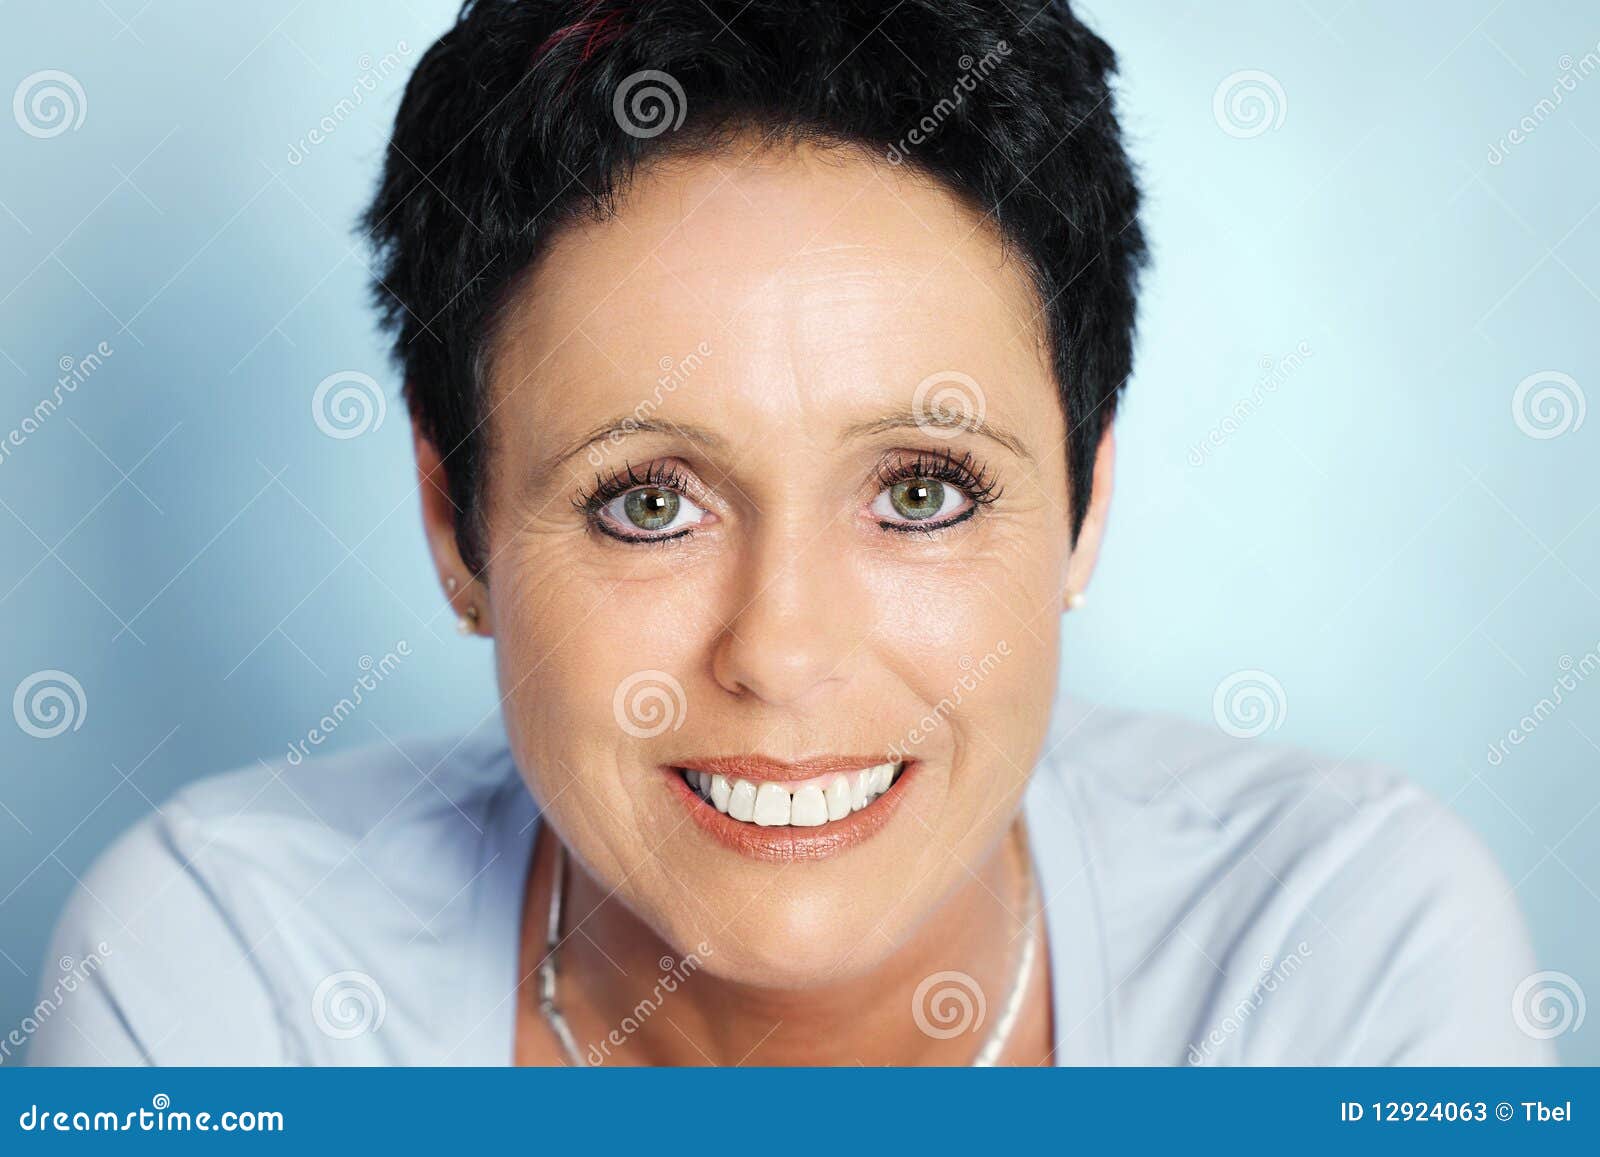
{"left": 711, "top": 522, "right": 862, "bottom": 706}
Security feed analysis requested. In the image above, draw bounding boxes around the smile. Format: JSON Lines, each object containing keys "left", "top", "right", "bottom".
{"left": 678, "top": 762, "right": 904, "bottom": 827}
{"left": 664, "top": 754, "right": 914, "bottom": 862}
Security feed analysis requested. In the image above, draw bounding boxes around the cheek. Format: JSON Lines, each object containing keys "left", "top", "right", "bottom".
{"left": 860, "top": 538, "right": 1062, "bottom": 778}
{"left": 488, "top": 541, "right": 717, "bottom": 884}
{"left": 489, "top": 537, "right": 714, "bottom": 758}
{"left": 862, "top": 532, "right": 1061, "bottom": 678}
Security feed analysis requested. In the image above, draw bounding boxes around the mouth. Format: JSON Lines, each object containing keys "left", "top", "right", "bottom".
{"left": 664, "top": 756, "right": 912, "bottom": 862}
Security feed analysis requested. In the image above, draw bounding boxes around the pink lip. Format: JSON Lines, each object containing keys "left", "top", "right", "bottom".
{"left": 669, "top": 753, "right": 895, "bottom": 785}
{"left": 662, "top": 757, "right": 915, "bottom": 863}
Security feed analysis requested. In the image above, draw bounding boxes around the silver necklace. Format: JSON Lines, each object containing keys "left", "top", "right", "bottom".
{"left": 536, "top": 827, "right": 1041, "bottom": 1066}
{"left": 972, "top": 825, "right": 1042, "bottom": 1067}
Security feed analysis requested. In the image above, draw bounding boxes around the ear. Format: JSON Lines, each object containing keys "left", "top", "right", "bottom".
{"left": 414, "top": 421, "right": 491, "bottom": 637}
{"left": 1063, "top": 423, "right": 1115, "bottom": 611}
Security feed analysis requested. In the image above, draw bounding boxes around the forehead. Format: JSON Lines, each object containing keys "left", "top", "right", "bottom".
{"left": 489, "top": 140, "right": 1058, "bottom": 451}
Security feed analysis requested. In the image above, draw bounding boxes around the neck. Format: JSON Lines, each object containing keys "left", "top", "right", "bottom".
{"left": 522, "top": 818, "right": 1038, "bottom": 1066}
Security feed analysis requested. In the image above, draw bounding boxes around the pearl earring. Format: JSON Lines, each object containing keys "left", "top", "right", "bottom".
{"left": 1065, "top": 589, "right": 1085, "bottom": 612}
{"left": 446, "top": 576, "right": 477, "bottom": 634}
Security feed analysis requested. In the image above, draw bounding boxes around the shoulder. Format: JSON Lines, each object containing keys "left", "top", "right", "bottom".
{"left": 28, "top": 722, "right": 527, "bottom": 1066}
{"left": 160, "top": 721, "right": 521, "bottom": 887}
{"left": 1029, "top": 700, "right": 1554, "bottom": 1065}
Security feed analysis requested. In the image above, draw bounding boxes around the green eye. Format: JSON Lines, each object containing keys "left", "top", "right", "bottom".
{"left": 889, "top": 478, "right": 945, "bottom": 521}
{"left": 623, "top": 486, "right": 680, "bottom": 530}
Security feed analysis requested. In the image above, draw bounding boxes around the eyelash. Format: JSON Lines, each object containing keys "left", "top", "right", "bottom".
{"left": 873, "top": 448, "right": 1002, "bottom": 534}
{"left": 574, "top": 460, "right": 701, "bottom": 544}
{"left": 573, "top": 448, "right": 1002, "bottom": 543}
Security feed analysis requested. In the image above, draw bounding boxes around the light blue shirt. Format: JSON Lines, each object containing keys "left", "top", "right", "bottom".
{"left": 27, "top": 701, "right": 1554, "bottom": 1065}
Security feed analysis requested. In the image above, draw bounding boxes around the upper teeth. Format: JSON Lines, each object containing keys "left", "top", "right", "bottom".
{"left": 683, "top": 763, "right": 901, "bottom": 827}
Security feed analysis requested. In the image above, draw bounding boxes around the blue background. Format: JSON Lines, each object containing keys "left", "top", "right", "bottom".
{"left": 1, "top": 0, "right": 1595, "bottom": 1063}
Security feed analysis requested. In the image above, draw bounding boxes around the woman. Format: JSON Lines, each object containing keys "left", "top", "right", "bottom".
{"left": 32, "top": 0, "right": 1549, "bottom": 1066}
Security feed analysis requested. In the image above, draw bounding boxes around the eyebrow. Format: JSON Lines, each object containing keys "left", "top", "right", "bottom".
{"left": 546, "top": 407, "right": 1034, "bottom": 477}
{"left": 838, "top": 412, "right": 1034, "bottom": 461}
{"left": 546, "top": 417, "right": 730, "bottom": 474}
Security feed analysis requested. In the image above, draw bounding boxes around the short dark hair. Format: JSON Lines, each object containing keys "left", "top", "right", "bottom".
{"left": 364, "top": 0, "right": 1146, "bottom": 574}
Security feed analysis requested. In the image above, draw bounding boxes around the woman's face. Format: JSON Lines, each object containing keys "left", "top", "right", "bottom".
{"left": 434, "top": 140, "right": 1104, "bottom": 986}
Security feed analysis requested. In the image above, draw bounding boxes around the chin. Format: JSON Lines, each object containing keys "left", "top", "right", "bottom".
{"left": 686, "top": 893, "right": 907, "bottom": 990}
